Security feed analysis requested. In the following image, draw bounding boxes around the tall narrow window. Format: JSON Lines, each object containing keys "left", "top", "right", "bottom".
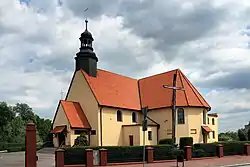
{"left": 207, "top": 118, "right": 210, "bottom": 124}
{"left": 212, "top": 131, "right": 215, "bottom": 139}
{"left": 132, "top": 112, "right": 137, "bottom": 123}
{"left": 177, "top": 108, "right": 185, "bottom": 124}
{"left": 203, "top": 110, "right": 206, "bottom": 124}
{"left": 117, "top": 110, "right": 122, "bottom": 122}
{"left": 148, "top": 131, "right": 152, "bottom": 140}
{"left": 212, "top": 118, "right": 215, "bottom": 125}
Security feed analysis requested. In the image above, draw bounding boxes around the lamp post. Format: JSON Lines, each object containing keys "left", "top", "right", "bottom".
{"left": 163, "top": 74, "right": 184, "bottom": 143}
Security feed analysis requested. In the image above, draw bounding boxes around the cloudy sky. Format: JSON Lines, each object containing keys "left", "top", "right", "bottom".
{"left": 1, "top": 0, "right": 250, "bottom": 132}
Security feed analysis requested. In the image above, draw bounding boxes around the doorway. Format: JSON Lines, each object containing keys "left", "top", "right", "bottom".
{"left": 129, "top": 135, "right": 134, "bottom": 146}
{"left": 202, "top": 132, "right": 207, "bottom": 143}
{"left": 58, "top": 133, "right": 65, "bottom": 146}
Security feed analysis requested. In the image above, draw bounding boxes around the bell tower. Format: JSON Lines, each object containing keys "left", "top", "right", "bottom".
{"left": 75, "top": 20, "right": 98, "bottom": 77}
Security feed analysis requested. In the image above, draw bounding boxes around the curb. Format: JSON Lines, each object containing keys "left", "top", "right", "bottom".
{"left": 221, "top": 163, "right": 250, "bottom": 167}
{"left": 0, "top": 150, "right": 7, "bottom": 153}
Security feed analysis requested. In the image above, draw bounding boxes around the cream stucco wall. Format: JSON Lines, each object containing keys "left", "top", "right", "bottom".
{"left": 101, "top": 107, "right": 141, "bottom": 146}
{"left": 52, "top": 104, "right": 71, "bottom": 146}
{"left": 147, "top": 107, "right": 219, "bottom": 144}
{"left": 139, "top": 126, "right": 158, "bottom": 146}
{"left": 207, "top": 115, "right": 218, "bottom": 143}
{"left": 123, "top": 126, "right": 140, "bottom": 146}
{"left": 65, "top": 71, "right": 99, "bottom": 146}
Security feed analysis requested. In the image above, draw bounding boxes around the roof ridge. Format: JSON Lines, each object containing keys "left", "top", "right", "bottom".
{"left": 178, "top": 70, "right": 189, "bottom": 106}
{"left": 97, "top": 68, "right": 138, "bottom": 81}
{"left": 180, "top": 70, "right": 210, "bottom": 108}
{"left": 139, "top": 68, "right": 179, "bottom": 81}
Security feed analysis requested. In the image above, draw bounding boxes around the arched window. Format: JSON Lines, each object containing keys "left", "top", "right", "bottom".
{"left": 132, "top": 112, "right": 137, "bottom": 123}
{"left": 212, "top": 118, "right": 215, "bottom": 125}
{"left": 177, "top": 108, "right": 185, "bottom": 124}
{"left": 117, "top": 110, "right": 122, "bottom": 122}
{"left": 203, "top": 110, "right": 206, "bottom": 124}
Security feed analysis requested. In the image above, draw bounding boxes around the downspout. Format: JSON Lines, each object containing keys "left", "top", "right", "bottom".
{"left": 100, "top": 106, "right": 103, "bottom": 146}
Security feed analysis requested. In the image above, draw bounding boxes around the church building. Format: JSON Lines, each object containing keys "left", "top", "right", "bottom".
{"left": 51, "top": 20, "right": 219, "bottom": 147}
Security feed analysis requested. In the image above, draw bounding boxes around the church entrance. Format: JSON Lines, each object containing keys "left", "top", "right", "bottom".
{"left": 58, "top": 133, "right": 65, "bottom": 147}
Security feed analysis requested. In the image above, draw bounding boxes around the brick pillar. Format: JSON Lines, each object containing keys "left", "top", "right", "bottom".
{"left": 25, "top": 122, "right": 37, "bottom": 167}
{"left": 55, "top": 149, "right": 65, "bottom": 167}
{"left": 216, "top": 144, "right": 223, "bottom": 158}
{"left": 146, "top": 147, "right": 154, "bottom": 163}
{"left": 184, "top": 146, "right": 192, "bottom": 161}
{"left": 86, "top": 149, "right": 93, "bottom": 167}
{"left": 244, "top": 144, "right": 250, "bottom": 156}
{"left": 99, "top": 148, "right": 108, "bottom": 166}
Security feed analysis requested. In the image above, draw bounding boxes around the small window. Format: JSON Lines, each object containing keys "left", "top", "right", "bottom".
{"left": 132, "top": 112, "right": 137, "bottom": 123}
{"left": 177, "top": 108, "right": 185, "bottom": 124}
{"left": 117, "top": 110, "right": 123, "bottom": 122}
{"left": 212, "top": 118, "right": 215, "bottom": 125}
{"left": 91, "top": 130, "right": 96, "bottom": 135}
{"left": 203, "top": 110, "right": 206, "bottom": 124}
{"left": 207, "top": 118, "right": 209, "bottom": 124}
{"left": 212, "top": 131, "right": 215, "bottom": 139}
{"left": 148, "top": 131, "right": 152, "bottom": 140}
{"left": 190, "top": 129, "right": 197, "bottom": 134}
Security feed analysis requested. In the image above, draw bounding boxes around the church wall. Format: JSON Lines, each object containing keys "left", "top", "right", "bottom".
{"left": 207, "top": 115, "right": 219, "bottom": 143}
{"left": 101, "top": 107, "right": 141, "bottom": 146}
{"left": 65, "top": 70, "right": 99, "bottom": 146}
{"left": 52, "top": 104, "right": 71, "bottom": 146}
{"left": 148, "top": 107, "right": 219, "bottom": 144}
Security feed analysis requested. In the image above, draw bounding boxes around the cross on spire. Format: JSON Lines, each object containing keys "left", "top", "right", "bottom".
{"left": 60, "top": 90, "right": 64, "bottom": 100}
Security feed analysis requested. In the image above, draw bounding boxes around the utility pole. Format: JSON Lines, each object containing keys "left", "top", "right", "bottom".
{"left": 142, "top": 106, "right": 148, "bottom": 167}
{"left": 163, "top": 73, "right": 184, "bottom": 143}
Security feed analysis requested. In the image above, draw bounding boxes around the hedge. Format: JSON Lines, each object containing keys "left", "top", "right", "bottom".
{"left": 64, "top": 145, "right": 177, "bottom": 165}
{"left": 179, "top": 137, "right": 193, "bottom": 150}
{"left": 193, "top": 143, "right": 217, "bottom": 157}
{"left": 0, "top": 142, "right": 42, "bottom": 152}
{"left": 159, "top": 138, "right": 175, "bottom": 145}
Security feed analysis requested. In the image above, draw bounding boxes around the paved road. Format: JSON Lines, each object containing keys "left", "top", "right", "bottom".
{"left": 0, "top": 152, "right": 55, "bottom": 167}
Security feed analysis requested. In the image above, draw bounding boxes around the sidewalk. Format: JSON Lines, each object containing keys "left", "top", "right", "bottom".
{"left": 107, "top": 156, "right": 250, "bottom": 167}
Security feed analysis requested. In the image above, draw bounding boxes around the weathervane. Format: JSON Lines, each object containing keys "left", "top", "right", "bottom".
{"left": 84, "top": 8, "right": 88, "bottom": 21}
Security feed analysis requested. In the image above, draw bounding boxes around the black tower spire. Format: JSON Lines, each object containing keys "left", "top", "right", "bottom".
{"left": 75, "top": 19, "right": 98, "bottom": 77}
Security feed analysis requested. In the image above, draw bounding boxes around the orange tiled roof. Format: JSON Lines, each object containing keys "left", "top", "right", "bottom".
{"left": 50, "top": 125, "right": 66, "bottom": 133}
{"left": 61, "top": 100, "right": 91, "bottom": 129}
{"left": 139, "top": 69, "right": 210, "bottom": 109}
{"left": 80, "top": 68, "right": 210, "bottom": 110}
{"left": 81, "top": 69, "right": 141, "bottom": 110}
{"left": 201, "top": 126, "right": 213, "bottom": 133}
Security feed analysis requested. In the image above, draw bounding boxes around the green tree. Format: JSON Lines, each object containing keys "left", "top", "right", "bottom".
{"left": 0, "top": 102, "right": 15, "bottom": 128}
{"left": 10, "top": 116, "right": 25, "bottom": 143}
{"left": 247, "top": 128, "right": 250, "bottom": 141}
{"left": 13, "top": 103, "right": 35, "bottom": 123}
{"left": 238, "top": 129, "right": 247, "bottom": 141}
{"left": 74, "top": 132, "right": 89, "bottom": 146}
{"left": 35, "top": 115, "right": 52, "bottom": 141}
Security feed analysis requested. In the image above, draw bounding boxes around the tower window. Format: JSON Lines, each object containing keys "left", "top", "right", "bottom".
{"left": 177, "top": 108, "right": 185, "bottom": 124}
{"left": 117, "top": 110, "right": 122, "bottom": 122}
{"left": 148, "top": 131, "right": 152, "bottom": 140}
{"left": 132, "top": 112, "right": 137, "bottom": 123}
{"left": 212, "top": 118, "right": 215, "bottom": 125}
{"left": 203, "top": 110, "right": 206, "bottom": 124}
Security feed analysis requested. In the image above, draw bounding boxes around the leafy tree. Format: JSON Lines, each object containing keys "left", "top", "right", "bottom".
{"left": 13, "top": 103, "right": 35, "bottom": 123}
{"left": 74, "top": 132, "right": 89, "bottom": 146}
{"left": 35, "top": 115, "right": 52, "bottom": 141}
{"left": 0, "top": 102, "right": 15, "bottom": 128}
{"left": 218, "top": 131, "right": 239, "bottom": 141}
{"left": 238, "top": 129, "right": 247, "bottom": 141}
{"left": 247, "top": 128, "right": 250, "bottom": 141}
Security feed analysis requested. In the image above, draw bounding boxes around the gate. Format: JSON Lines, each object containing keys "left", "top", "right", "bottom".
{"left": 93, "top": 150, "right": 100, "bottom": 166}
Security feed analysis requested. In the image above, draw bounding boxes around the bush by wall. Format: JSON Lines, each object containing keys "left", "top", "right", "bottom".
{"left": 159, "top": 138, "right": 175, "bottom": 145}
{"left": 193, "top": 143, "right": 217, "bottom": 157}
{"left": 0, "top": 143, "right": 25, "bottom": 152}
{"left": 179, "top": 137, "right": 193, "bottom": 150}
{"left": 64, "top": 145, "right": 178, "bottom": 165}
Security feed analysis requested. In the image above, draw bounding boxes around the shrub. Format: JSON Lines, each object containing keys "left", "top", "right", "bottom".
{"left": 74, "top": 133, "right": 89, "bottom": 146}
{"left": 159, "top": 138, "right": 175, "bottom": 145}
{"left": 193, "top": 143, "right": 217, "bottom": 157}
{"left": 192, "top": 149, "right": 206, "bottom": 158}
{"left": 179, "top": 137, "right": 193, "bottom": 150}
{"left": 247, "top": 129, "right": 250, "bottom": 141}
{"left": 65, "top": 145, "right": 177, "bottom": 165}
{"left": 238, "top": 129, "right": 247, "bottom": 141}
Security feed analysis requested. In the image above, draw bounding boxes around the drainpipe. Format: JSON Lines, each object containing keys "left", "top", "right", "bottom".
{"left": 100, "top": 106, "right": 103, "bottom": 146}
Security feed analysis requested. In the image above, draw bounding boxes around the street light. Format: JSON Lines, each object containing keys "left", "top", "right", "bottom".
{"left": 163, "top": 74, "right": 185, "bottom": 143}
